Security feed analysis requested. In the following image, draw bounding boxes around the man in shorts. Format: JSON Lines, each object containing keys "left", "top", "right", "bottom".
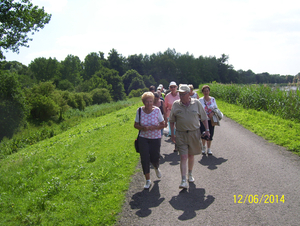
{"left": 169, "top": 84, "right": 210, "bottom": 189}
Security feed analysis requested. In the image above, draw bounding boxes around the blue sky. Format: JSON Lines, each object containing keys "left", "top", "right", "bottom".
{"left": 4, "top": 0, "right": 300, "bottom": 75}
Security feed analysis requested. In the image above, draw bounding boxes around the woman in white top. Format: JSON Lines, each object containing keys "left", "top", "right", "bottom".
{"left": 134, "top": 92, "right": 165, "bottom": 189}
{"left": 189, "top": 84, "right": 199, "bottom": 99}
{"left": 199, "top": 85, "right": 218, "bottom": 155}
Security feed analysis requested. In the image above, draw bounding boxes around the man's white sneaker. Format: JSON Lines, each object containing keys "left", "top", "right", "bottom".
{"left": 188, "top": 175, "right": 195, "bottom": 183}
{"left": 202, "top": 146, "right": 206, "bottom": 155}
{"left": 155, "top": 168, "right": 162, "bottom": 178}
{"left": 207, "top": 148, "right": 212, "bottom": 155}
{"left": 144, "top": 180, "right": 151, "bottom": 189}
{"left": 179, "top": 180, "right": 188, "bottom": 189}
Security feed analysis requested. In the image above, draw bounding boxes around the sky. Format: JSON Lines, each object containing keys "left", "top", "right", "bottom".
{"left": 4, "top": 0, "right": 300, "bottom": 76}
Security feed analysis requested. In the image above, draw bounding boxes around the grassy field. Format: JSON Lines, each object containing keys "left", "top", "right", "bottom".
{"left": 0, "top": 91, "right": 299, "bottom": 225}
{"left": 0, "top": 102, "right": 142, "bottom": 225}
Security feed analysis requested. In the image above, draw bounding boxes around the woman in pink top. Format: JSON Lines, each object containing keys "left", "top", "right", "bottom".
{"left": 134, "top": 92, "right": 165, "bottom": 189}
{"left": 164, "top": 81, "right": 180, "bottom": 136}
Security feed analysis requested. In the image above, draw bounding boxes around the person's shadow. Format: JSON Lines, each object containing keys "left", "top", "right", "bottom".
{"left": 169, "top": 183, "right": 215, "bottom": 220}
{"left": 129, "top": 180, "right": 165, "bottom": 217}
{"left": 199, "top": 154, "right": 228, "bottom": 170}
{"left": 161, "top": 151, "right": 180, "bottom": 166}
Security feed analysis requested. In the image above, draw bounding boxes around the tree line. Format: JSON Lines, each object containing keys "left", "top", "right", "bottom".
{"left": 1, "top": 47, "right": 299, "bottom": 142}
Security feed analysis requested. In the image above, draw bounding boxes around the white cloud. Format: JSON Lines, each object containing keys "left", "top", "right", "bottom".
{"left": 32, "top": 0, "right": 68, "bottom": 13}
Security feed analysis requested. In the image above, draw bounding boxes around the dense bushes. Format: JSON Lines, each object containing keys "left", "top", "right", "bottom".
{"left": 207, "top": 83, "right": 300, "bottom": 122}
{"left": 90, "top": 88, "right": 112, "bottom": 104}
{"left": 128, "top": 88, "right": 148, "bottom": 98}
{"left": 0, "top": 72, "right": 28, "bottom": 140}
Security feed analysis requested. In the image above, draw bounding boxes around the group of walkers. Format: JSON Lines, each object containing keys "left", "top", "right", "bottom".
{"left": 134, "top": 81, "right": 219, "bottom": 189}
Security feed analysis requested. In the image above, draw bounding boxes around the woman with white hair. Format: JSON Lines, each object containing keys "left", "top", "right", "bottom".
{"left": 134, "top": 92, "right": 165, "bottom": 189}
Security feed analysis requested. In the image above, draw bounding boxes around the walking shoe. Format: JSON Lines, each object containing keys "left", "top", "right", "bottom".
{"left": 179, "top": 180, "right": 188, "bottom": 189}
{"left": 188, "top": 175, "right": 195, "bottom": 183}
{"left": 144, "top": 180, "right": 151, "bottom": 189}
{"left": 202, "top": 146, "right": 206, "bottom": 155}
{"left": 155, "top": 168, "right": 162, "bottom": 178}
{"left": 207, "top": 148, "right": 212, "bottom": 155}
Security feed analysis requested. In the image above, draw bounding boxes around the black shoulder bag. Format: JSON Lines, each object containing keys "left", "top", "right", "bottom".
{"left": 134, "top": 107, "right": 141, "bottom": 153}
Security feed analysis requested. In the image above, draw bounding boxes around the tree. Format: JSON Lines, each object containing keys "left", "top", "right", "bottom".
{"left": 0, "top": 0, "right": 51, "bottom": 59}
{"left": 60, "top": 54, "right": 83, "bottom": 86}
{"left": 126, "top": 54, "right": 144, "bottom": 75}
{"left": 122, "top": 69, "right": 144, "bottom": 94}
{"left": 97, "top": 68, "right": 126, "bottom": 101}
{"left": 0, "top": 70, "right": 28, "bottom": 140}
{"left": 128, "top": 77, "right": 146, "bottom": 94}
{"left": 29, "top": 57, "right": 61, "bottom": 82}
{"left": 108, "top": 48, "right": 124, "bottom": 76}
{"left": 83, "top": 52, "right": 102, "bottom": 80}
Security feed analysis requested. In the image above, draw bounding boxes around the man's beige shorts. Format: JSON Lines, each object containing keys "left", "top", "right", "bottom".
{"left": 176, "top": 129, "right": 202, "bottom": 155}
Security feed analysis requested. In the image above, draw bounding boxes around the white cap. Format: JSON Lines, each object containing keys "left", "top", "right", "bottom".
{"left": 177, "top": 84, "right": 190, "bottom": 93}
{"left": 169, "top": 81, "right": 177, "bottom": 87}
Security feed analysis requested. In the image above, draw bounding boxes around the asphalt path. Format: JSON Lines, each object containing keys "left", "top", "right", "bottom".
{"left": 117, "top": 116, "right": 300, "bottom": 226}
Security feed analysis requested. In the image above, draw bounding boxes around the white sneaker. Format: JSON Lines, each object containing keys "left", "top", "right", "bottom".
{"left": 207, "top": 148, "right": 212, "bottom": 155}
{"left": 155, "top": 168, "right": 162, "bottom": 178}
{"left": 144, "top": 180, "right": 151, "bottom": 189}
{"left": 202, "top": 146, "right": 206, "bottom": 155}
{"left": 179, "top": 180, "right": 188, "bottom": 189}
{"left": 188, "top": 175, "right": 195, "bottom": 183}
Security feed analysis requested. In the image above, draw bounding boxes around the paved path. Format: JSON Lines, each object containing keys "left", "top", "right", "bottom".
{"left": 117, "top": 117, "right": 300, "bottom": 225}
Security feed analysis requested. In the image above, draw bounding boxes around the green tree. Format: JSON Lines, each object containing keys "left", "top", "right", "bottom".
{"left": 122, "top": 69, "right": 144, "bottom": 94}
{"left": 90, "top": 88, "right": 112, "bottom": 105}
{"left": 126, "top": 54, "right": 144, "bottom": 75}
{"left": 29, "top": 57, "right": 61, "bottom": 82}
{"left": 83, "top": 52, "right": 102, "bottom": 80}
{"left": 0, "top": 0, "right": 51, "bottom": 59}
{"left": 76, "top": 74, "right": 110, "bottom": 93}
{"left": 96, "top": 68, "right": 126, "bottom": 101}
{"left": 25, "top": 81, "right": 59, "bottom": 122}
{"left": 60, "top": 54, "right": 83, "bottom": 86}
{"left": 108, "top": 48, "right": 124, "bottom": 76}
{"left": 128, "top": 77, "right": 146, "bottom": 93}
{"left": 143, "top": 74, "right": 156, "bottom": 88}
{"left": 0, "top": 70, "right": 28, "bottom": 140}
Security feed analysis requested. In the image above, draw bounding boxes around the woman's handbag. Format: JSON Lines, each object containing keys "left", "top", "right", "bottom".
{"left": 210, "top": 114, "right": 220, "bottom": 126}
{"left": 134, "top": 107, "right": 142, "bottom": 153}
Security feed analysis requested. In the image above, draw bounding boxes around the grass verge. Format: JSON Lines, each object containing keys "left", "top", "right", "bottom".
{"left": 0, "top": 103, "right": 142, "bottom": 225}
{"left": 216, "top": 99, "right": 300, "bottom": 155}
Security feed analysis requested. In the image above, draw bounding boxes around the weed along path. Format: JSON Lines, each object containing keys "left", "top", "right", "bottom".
{"left": 117, "top": 116, "right": 300, "bottom": 225}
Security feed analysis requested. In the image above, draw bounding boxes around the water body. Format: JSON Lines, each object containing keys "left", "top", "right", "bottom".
{"left": 279, "top": 86, "right": 299, "bottom": 91}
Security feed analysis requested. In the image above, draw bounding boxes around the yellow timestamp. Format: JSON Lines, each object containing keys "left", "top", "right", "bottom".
{"left": 233, "top": 194, "right": 285, "bottom": 204}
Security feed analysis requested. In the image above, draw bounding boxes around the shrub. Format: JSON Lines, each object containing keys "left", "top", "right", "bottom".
{"left": 128, "top": 89, "right": 144, "bottom": 98}
{"left": 0, "top": 71, "right": 28, "bottom": 140}
{"left": 25, "top": 82, "right": 59, "bottom": 122}
{"left": 80, "top": 92, "right": 93, "bottom": 107}
{"left": 90, "top": 88, "right": 112, "bottom": 105}
{"left": 57, "top": 79, "right": 74, "bottom": 91}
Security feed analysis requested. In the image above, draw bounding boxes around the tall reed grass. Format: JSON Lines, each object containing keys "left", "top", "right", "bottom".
{"left": 205, "top": 83, "right": 300, "bottom": 122}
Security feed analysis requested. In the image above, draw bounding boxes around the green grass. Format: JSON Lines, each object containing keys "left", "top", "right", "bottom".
{"left": 0, "top": 103, "right": 142, "bottom": 225}
{"left": 1, "top": 89, "right": 300, "bottom": 225}
{"left": 0, "top": 98, "right": 141, "bottom": 159}
{"left": 198, "top": 88, "right": 300, "bottom": 155}
{"left": 217, "top": 99, "right": 300, "bottom": 154}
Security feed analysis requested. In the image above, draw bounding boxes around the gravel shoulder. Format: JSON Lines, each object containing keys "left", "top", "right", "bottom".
{"left": 117, "top": 116, "right": 300, "bottom": 226}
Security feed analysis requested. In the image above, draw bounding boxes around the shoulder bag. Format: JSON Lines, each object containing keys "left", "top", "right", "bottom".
{"left": 134, "top": 107, "right": 141, "bottom": 153}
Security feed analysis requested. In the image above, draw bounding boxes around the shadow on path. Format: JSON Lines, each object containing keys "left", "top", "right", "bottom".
{"left": 169, "top": 183, "right": 215, "bottom": 220}
{"left": 199, "top": 154, "right": 228, "bottom": 170}
{"left": 129, "top": 180, "right": 165, "bottom": 217}
{"left": 161, "top": 151, "right": 180, "bottom": 166}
